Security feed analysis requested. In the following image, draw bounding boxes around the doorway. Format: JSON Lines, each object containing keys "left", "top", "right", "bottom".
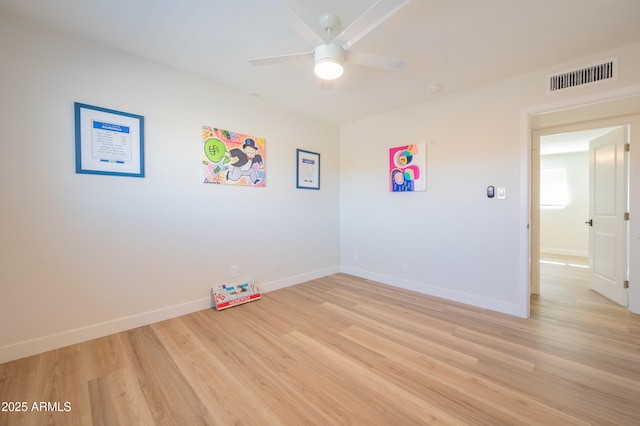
{"left": 528, "top": 93, "right": 640, "bottom": 316}
{"left": 535, "top": 125, "right": 626, "bottom": 303}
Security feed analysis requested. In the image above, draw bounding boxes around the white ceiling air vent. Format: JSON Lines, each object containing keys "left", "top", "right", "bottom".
{"left": 547, "top": 57, "right": 618, "bottom": 93}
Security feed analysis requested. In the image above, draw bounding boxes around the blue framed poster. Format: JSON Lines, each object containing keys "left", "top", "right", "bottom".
{"left": 74, "top": 102, "right": 145, "bottom": 177}
{"left": 296, "top": 149, "right": 320, "bottom": 190}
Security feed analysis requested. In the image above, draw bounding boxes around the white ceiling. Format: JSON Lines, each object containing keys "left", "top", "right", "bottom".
{"left": 540, "top": 127, "right": 620, "bottom": 155}
{"left": 2, "top": 0, "right": 640, "bottom": 125}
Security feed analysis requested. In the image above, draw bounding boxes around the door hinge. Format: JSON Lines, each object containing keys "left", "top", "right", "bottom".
{"left": 624, "top": 212, "right": 630, "bottom": 221}
{"left": 625, "top": 143, "right": 630, "bottom": 152}
{"left": 624, "top": 280, "right": 630, "bottom": 289}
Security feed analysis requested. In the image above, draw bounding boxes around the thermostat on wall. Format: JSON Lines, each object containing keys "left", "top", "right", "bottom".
{"left": 487, "top": 186, "right": 495, "bottom": 198}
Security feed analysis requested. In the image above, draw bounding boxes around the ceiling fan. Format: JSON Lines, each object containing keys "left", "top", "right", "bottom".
{"left": 249, "top": 0, "right": 411, "bottom": 81}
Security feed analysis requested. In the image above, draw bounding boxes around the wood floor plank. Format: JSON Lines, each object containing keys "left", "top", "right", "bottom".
{"left": 339, "top": 325, "right": 588, "bottom": 425}
{"left": 153, "top": 313, "right": 297, "bottom": 425}
{"left": 2, "top": 265, "right": 640, "bottom": 425}
{"left": 281, "top": 329, "right": 465, "bottom": 425}
{"left": 322, "top": 301, "right": 482, "bottom": 371}
{"left": 180, "top": 309, "right": 351, "bottom": 425}
{"left": 124, "top": 326, "right": 215, "bottom": 425}
{"left": 88, "top": 367, "right": 156, "bottom": 426}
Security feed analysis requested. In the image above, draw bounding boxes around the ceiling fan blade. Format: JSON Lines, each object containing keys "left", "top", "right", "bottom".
{"left": 332, "top": 0, "right": 411, "bottom": 50}
{"left": 275, "top": 0, "right": 325, "bottom": 47}
{"left": 249, "top": 51, "right": 313, "bottom": 66}
{"left": 344, "top": 50, "right": 406, "bottom": 70}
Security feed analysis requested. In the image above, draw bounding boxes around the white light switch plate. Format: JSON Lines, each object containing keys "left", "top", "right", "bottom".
{"left": 497, "top": 187, "right": 506, "bottom": 199}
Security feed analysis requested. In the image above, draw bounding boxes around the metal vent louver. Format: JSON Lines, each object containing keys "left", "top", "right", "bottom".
{"left": 547, "top": 57, "right": 618, "bottom": 93}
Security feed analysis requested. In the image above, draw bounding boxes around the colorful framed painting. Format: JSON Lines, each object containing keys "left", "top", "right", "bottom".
{"left": 296, "top": 149, "right": 320, "bottom": 190}
{"left": 389, "top": 143, "right": 426, "bottom": 192}
{"left": 74, "top": 102, "right": 145, "bottom": 177}
{"left": 202, "top": 126, "right": 266, "bottom": 187}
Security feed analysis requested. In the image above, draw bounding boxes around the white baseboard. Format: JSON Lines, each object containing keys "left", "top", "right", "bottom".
{"left": 0, "top": 297, "right": 211, "bottom": 364}
{"left": 0, "top": 266, "right": 340, "bottom": 364}
{"left": 340, "top": 266, "right": 526, "bottom": 318}
{"left": 259, "top": 266, "right": 340, "bottom": 293}
{"left": 540, "top": 247, "right": 588, "bottom": 258}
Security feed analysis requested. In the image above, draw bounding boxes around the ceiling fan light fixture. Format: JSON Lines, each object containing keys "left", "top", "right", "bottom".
{"left": 314, "top": 44, "right": 344, "bottom": 80}
{"left": 315, "top": 60, "right": 343, "bottom": 80}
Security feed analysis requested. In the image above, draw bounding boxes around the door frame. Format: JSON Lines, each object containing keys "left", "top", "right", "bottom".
{"left": 522, "top": 87, "right": 640, "bottom": 317}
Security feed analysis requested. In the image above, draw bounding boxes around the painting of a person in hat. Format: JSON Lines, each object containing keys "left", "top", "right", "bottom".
{"left": 226, "top": 137, "right": 264, "bottom": 184}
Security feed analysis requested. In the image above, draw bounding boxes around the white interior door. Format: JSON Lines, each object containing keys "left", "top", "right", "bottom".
{"left": 588, "top": 126, "right": 628, "bottom": 305}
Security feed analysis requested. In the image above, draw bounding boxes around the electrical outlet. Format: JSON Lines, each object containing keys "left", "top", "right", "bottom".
{"left": 401, "top": 262, "right": 408, "bottom": 273}
{"left": 230, "top": 265, "right": 238, "bottom": 278}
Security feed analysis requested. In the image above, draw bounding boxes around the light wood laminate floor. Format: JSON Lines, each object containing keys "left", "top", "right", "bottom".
{"left": 1, "top": 265, "right": 640, "bottom": 425}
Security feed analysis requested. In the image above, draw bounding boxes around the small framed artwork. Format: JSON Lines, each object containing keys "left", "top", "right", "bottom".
{"left": 389, "top": 143, "right": 426, "bottom": 192}
{"left": 296, "top": 149, "right": 320, "bottom": 190}
{"left": 74, "top": 102, "right": 145, "bottom": 177}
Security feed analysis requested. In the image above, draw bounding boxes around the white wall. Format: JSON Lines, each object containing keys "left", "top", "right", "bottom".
{"left": 540, "top": 151, "right": 589, "bottom": 257}
{"left": 0, "top": 12, "right": 340, "bottom": 362}
{"left": 340, "top": 41, "right": 640, "bottom": 317}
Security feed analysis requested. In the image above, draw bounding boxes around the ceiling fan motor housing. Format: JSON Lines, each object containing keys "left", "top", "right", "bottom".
{"left": 314, "top": 43, "right": 344, "bottom": 80}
